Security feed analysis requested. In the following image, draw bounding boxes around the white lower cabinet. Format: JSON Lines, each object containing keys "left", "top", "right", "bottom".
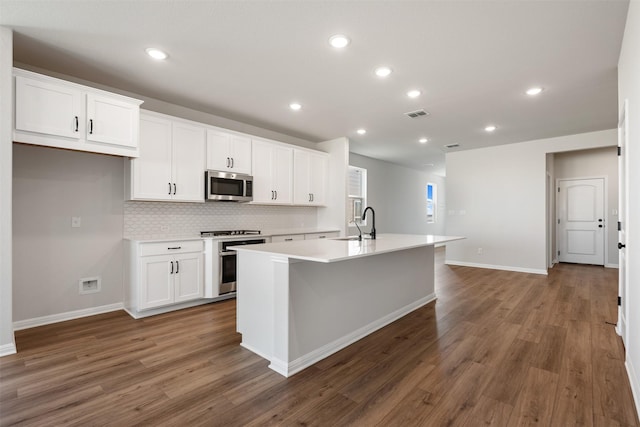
{"left": 127, "top": 240, "right": 204, "bottom": 314}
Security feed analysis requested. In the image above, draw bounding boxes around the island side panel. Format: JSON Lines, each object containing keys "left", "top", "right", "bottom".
{"left": 236, "top": 251, "right": 276, "bottom": 361}
{"left": 286, "top": 245, "right": 435, "bottom": 369}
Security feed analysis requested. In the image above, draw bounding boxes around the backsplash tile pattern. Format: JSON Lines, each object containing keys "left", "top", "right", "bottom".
{"left": 124, "top": 201, "right": 318, "bottom": 239}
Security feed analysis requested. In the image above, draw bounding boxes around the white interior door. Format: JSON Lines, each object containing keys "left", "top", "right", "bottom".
{"left": 617, "top": 100, "right": 628, "bottom": 345}
{"left": 557, "top": 178, "right": 605, "bottom": 265}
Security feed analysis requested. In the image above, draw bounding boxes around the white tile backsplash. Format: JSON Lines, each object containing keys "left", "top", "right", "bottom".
{"left": 124, "top": 201, "right": 318, "bottom": 239}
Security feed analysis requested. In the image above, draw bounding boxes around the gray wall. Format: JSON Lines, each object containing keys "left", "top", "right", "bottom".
{"left": 348, "top": 153, "right": 446, "bottom": 236}
{"left": 13, "top": 144, "right": 126, "bottom": 321}
{"left": 554, "top": 147, "right": 619, "bottom": 267}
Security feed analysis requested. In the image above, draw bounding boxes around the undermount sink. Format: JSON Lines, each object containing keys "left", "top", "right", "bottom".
{"left": 333, "top": 236, "right": 373, "bottom": 241}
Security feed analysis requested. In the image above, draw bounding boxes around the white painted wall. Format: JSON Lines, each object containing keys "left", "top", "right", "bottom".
{"left": 0, "top": 27, "right": 16, "bottom": 355}
{"left": 13, "top": 144, "right": 126, "bottom": 322}
{"left": 618, "top": 0, "right": 640, "bottom": 414}
{"left": 348, "top": 153, "right": 446, "bottom": 236}
{"left": 446, "top": 129, "right": 616, "bottom": 274}
{"left": 554, "top": 147, "right": 619, "bottom": 267}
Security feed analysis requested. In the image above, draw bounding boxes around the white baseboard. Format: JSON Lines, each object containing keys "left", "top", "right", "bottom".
{"left": 626, "top": 357, "right": 640, "bottom": 424}
{"left": 260, "top": 293, "right": 436, "bottom": 377}
{"left": 12, "top": 303, "right": 124, "bottom": 331}
{"left": 606, "top": 263, "right": 619, "bottom": 269}
{"left": 445, "top": 260, "right": 548, "bottom": 276}
{"left": 0, "top": 342, "right": 17, "bottom": 357}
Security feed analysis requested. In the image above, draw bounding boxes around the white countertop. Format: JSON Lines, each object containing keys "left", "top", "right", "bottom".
{"left": 232, "top": 234, "right": 465, "bottom": 263}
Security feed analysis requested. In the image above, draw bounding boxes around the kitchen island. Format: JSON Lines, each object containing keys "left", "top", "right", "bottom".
{"left": 233, "top": 234, "right": 464, "bottom": 377}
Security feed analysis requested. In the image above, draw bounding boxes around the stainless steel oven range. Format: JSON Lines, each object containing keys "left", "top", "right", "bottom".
{"left": 201, "top": 230, "right": 266, "bottom": 296}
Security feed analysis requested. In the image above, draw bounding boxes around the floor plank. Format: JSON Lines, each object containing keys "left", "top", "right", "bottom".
{"left": 0, "top": 248, "right": 637, "bottom": 426}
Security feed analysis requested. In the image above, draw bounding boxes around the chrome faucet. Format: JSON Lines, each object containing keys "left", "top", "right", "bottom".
{"left": 362, "top": 206, "right": 376, "bottom": 239}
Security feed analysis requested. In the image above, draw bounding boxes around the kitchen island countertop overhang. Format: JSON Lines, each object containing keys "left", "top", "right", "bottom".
{"left": 233, "top": 234, "right": 464, "bottom": 377}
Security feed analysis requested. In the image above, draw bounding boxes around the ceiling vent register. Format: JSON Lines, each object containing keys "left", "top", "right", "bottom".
{"left": 404, "top": 109, "right": 430, "bottom": 118}
{"left": 444, "top": 143, "right": 460, "bottom": 149}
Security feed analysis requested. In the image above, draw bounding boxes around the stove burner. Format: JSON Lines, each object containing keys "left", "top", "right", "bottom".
{"left": 200, "top": 230, "right": 261, "bottom": 237}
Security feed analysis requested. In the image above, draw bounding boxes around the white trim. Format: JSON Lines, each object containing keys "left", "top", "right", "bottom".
{"left": 626, "top": 358, "right": 640, "bottom": 424}
{"left": 445, "top": 260, "right": 548, "bottom": 276}
{"left": 0, "top": 343, "right": 17, "bottom": 357}
{"left": 261, "top": 293, "right": 436, "bottom": 377}
{"left": 124, "top": 298, "right": 224, "bottom": 319}
{"left": 605, "top": 263, "right": 619, "bottom": 269}
{"left": 13, "top": 303, "right": 123, "bottom": 331}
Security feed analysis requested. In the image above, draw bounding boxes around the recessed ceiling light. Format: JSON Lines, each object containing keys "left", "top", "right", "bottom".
{"left": 329, "top": 34, "right": 350, "bottom": 49}
{"left": 419, "top": 138, "right": 428, "bottom": 144}
{"left": 356, "top": 129, "right": 367, "bottom": 135}
{"left": 145, "top": 48, "right": 168, "bottom": 60}
{"left": 289, "top": 102, "right": 302, "bottom": 111}
{"left": 526, "top": 87, "right": 544, "bottom": 96}
{"left": 485, "top": 125, "right": 497, "bottom": 132}
{"left": 375, "top": 67, "right": 392, "bottom": 78}
{"left": 407, "top": 90, "right": 422, "bottom": 98}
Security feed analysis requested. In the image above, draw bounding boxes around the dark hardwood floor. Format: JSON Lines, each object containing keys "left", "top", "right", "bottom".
{"left": 1, "top": 248, "right": 638, "bottom": 426}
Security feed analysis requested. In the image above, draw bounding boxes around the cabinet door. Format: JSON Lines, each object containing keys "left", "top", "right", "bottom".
{"left": 174, "top": 252, "right": 204, "bottom": 303}
{"left": 293, "top": 150, "right": 311, "bottom": 204}
{"left": 308, "top": 152, "right": 328, "bottom": 206}
{"left": 206, "top": 130, "right": 232, "bottom": 171}
{"left": 15, "top": 75, "right": 83, "bottom": 139}
{"left": 172, "top": 122, "right": 206, "bottom": 202}
{"left": 251, "top": 139, "right": 275, "bottom": 203}
{"left": 139, "top": 255, "right": 174, "bottom": 310}
{"left": 86, "top": 93, "right": 139, "bottom": 148}
{"left": 271, "top": 144, "right": 293, "bottom": 204}
{"left": 131, "top": 114, "right": 173, "bottom": 200}
{"left": 229, "top": 135, "right": 252, "bottom": 174}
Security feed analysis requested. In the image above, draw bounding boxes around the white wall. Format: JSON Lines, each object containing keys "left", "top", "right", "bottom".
{"left": 349, "top": 153, "right": 446, "bottom": 236}
{"left": 554, "top": 147, "right": 619, "bottom": 267}
{"left": 618, "top": 0, "right": 640, "bottom": 414}
{"left": 0, "top": 27, "right": 15, "bottom": 355}
{"left": 13, "top": 144, "right": 126, "bottom": 322}
{"left": 446, "top": 129, "right": 616, "bottom": 274}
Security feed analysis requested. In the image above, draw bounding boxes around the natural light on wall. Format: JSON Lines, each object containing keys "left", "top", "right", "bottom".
{"left": 427, "top": 183, "right": 436, "bottom": 223}
{"left": 348, "top": 166, "right": 367, "bottom": 225}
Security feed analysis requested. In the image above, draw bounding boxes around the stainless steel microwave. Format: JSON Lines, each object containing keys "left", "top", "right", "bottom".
{"left": 205, "top": 170, "right": 253, "bottom": 202}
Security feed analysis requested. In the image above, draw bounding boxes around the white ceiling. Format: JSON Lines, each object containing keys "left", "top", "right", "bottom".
{"left": 0, "top": 0, "right": 629, "bottom": 175}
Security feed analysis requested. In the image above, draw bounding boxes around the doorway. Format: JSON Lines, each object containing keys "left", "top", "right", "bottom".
{"left": 557, "top": 178, "right": 606, "bottom": 265}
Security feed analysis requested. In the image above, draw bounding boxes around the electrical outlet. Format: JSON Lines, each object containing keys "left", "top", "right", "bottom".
{"left": 71, "top": 217, "right": 81, "bottom": 228}
{"left": 477, "top": 247, "right": 483, "bottom": 255}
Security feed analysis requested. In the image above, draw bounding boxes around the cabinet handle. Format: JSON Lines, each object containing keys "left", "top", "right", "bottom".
{"left": 168, "top": 183, "right": 172, "bottom": 195}
{"left": 274, "top": 190, "right": 277, "bottom": 200}
{"left": 226, "top": 157, "right": 230, "bottom": 168}
{"left": 167, "top": 246, "right": 182, "bottom": 250}
{"left": 170, "top": 261, "right": 174, "bottom": 274}
{"left": 230, "top": 157, "right": 234, "bottom": 168}
{"left": 176, "top": 260, "right": 179, "bottom": 274}
{"left": 173, "top": 183, "right": 177, "bottom": 195}
{"left": 89, "top": 119, "right": 93, "bottom": 134}
{"left": 311, "top": 193, "right": 314, "bottom": 202}
{"left": 319, "top": 235, "right": 326, "bottom": 239}
{"left": 271, "top": 190, "right": 274, "bottom": 200}
{"left": 284, "top": 238, "right": 293, "bottom": 241}
{"left": 74, "top": 116, "right": 78, "bottom": 132}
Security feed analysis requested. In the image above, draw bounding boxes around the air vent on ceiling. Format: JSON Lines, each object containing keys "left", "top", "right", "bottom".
{"left": 444, "top": 143, "right": 460, "bottom": 149}
{"left": 404, "top": 109, "right": 430, "bottom": 119}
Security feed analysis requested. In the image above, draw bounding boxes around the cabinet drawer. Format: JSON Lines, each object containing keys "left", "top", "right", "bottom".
{"left": 304, "top": 232, "right": 339, "bottom": 240}
{"left": 271, "top": 234, "right": 305, "bottom": 243}
{"left": 139, "top": 240, "right": 203, "bottom": 257}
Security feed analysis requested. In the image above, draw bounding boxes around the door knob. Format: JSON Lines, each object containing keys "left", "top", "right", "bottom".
{"left": 618, "top": 242, "right": 626, "bottom": 249}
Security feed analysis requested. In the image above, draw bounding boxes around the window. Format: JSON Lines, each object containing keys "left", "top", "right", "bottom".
{"left": 348, "top": 166, "right": 367, "bottom": 225}
{"left": 427, "top": 183, "right": 436, "bottom": 223}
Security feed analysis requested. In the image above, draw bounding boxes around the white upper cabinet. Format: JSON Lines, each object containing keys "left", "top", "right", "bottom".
{"left": 251, "top": 138, "right": 293, "bottom": 205}
{"left": 129, "top": 111, "right": 205, "bottom": 202}
{"left": 293, "top": 149, "right": 328, "bottom": 206}
{"left": 206, "top": 130, "right": 252, "bottom": 175}
{"left": 13, "top": 68, "right": 142, "bottom": 157}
